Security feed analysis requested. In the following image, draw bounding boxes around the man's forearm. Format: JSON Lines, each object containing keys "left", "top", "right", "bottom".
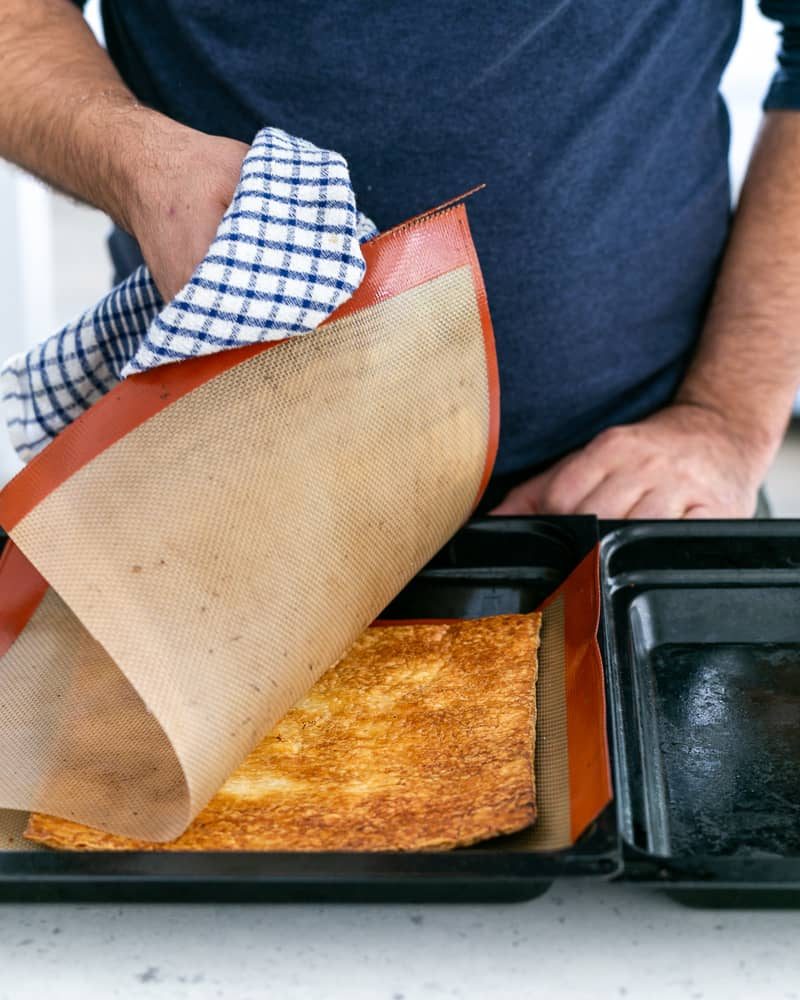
{"left": 0, "top": 0, "right": 168, "bottom": 231}
{"left": 676, "top": 111, "right": 800, "bottom": 477}
{"left": 0, "top": 0, "right": 250, "bottom": 301}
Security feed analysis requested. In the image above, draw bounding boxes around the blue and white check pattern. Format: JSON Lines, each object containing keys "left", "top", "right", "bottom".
{"left": 2, "top": 127, "right": 378, "bottom": 463}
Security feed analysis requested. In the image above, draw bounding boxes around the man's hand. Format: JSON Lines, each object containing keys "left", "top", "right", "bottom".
{"left": 492, "top": 402, "right": 768, "bottom": 519}
{"left": 128, "top": 120, "right": 249, "bottom": 301}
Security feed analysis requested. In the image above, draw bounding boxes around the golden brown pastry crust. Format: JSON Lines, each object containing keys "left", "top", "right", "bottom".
{"left": 25, "top": 614, "right": 540, "bottom": 852}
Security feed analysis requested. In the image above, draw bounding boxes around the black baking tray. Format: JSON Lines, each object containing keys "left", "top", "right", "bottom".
{"left": 1, "top": 517, "right": 798, "bottom": 905}
{"left": 600, "top": 520, "right": 800, "bottom": 907}
{"left": 0, "top": 517, "right": 619, "bottom": 903}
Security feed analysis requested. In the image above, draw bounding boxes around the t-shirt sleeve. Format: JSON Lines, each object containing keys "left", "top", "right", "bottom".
{"left": 761, "top": 0, "right": 800, "bottom": 109}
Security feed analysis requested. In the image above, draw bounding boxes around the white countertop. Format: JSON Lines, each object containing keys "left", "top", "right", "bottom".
{"left": 1, "top": 881, "right": 798, "bottom": 999}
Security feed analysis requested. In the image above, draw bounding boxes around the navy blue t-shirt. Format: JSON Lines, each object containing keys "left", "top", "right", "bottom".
{"left": 86, "top": 1, "right": 794, "bottom": 477}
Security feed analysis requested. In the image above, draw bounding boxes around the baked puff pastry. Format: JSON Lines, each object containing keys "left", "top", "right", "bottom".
{"left": 26, "top": 614, "right": 541, "bottom": 852}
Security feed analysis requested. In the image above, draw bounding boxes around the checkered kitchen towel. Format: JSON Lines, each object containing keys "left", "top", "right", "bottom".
{"left": 2, "top": 127, "right": 378, "bottom": 463}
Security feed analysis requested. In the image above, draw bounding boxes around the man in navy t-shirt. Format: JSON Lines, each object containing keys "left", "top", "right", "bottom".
{"left": 1, "top": 1, "right": 798, "bottom": 517}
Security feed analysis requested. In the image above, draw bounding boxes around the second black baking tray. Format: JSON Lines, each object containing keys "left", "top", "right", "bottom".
{"left": 601, "top": 521, "right": 800, "bottom": 905}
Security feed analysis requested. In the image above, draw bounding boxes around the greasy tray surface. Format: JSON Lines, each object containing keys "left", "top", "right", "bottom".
{"left": 0, "top": 518, "right": 618, "bottom": 902}
{"left": 601, "top": 521, "right": 800, "bottom": 888}
{"left": 27, "top": 615, "right": 541, "bottom": 852}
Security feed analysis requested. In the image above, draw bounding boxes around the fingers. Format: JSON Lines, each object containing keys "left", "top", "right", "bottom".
{"left": 490, "top": 476, "right": 546, "bottom": 515}
{"left": 572, "top": 474, "right": 644, "bottom": 519}
{"left": 626, "top": 489, "right": 691, "bottom": 520}
{"left": 683, "top": 504, "right": 714, "bottom": 520}
{"left": 534, "top": 452, "right": 609, "bottom": 514}
{"left": 492, "top": 441, "right": 628, "bottom": 516}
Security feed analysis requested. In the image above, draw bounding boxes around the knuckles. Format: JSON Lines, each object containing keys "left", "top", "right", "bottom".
{"left": 591, "top": 425, "right": 633, "bottom": 451}
{"left": 539, "top": 471, "right": 583, "bottom": 513}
